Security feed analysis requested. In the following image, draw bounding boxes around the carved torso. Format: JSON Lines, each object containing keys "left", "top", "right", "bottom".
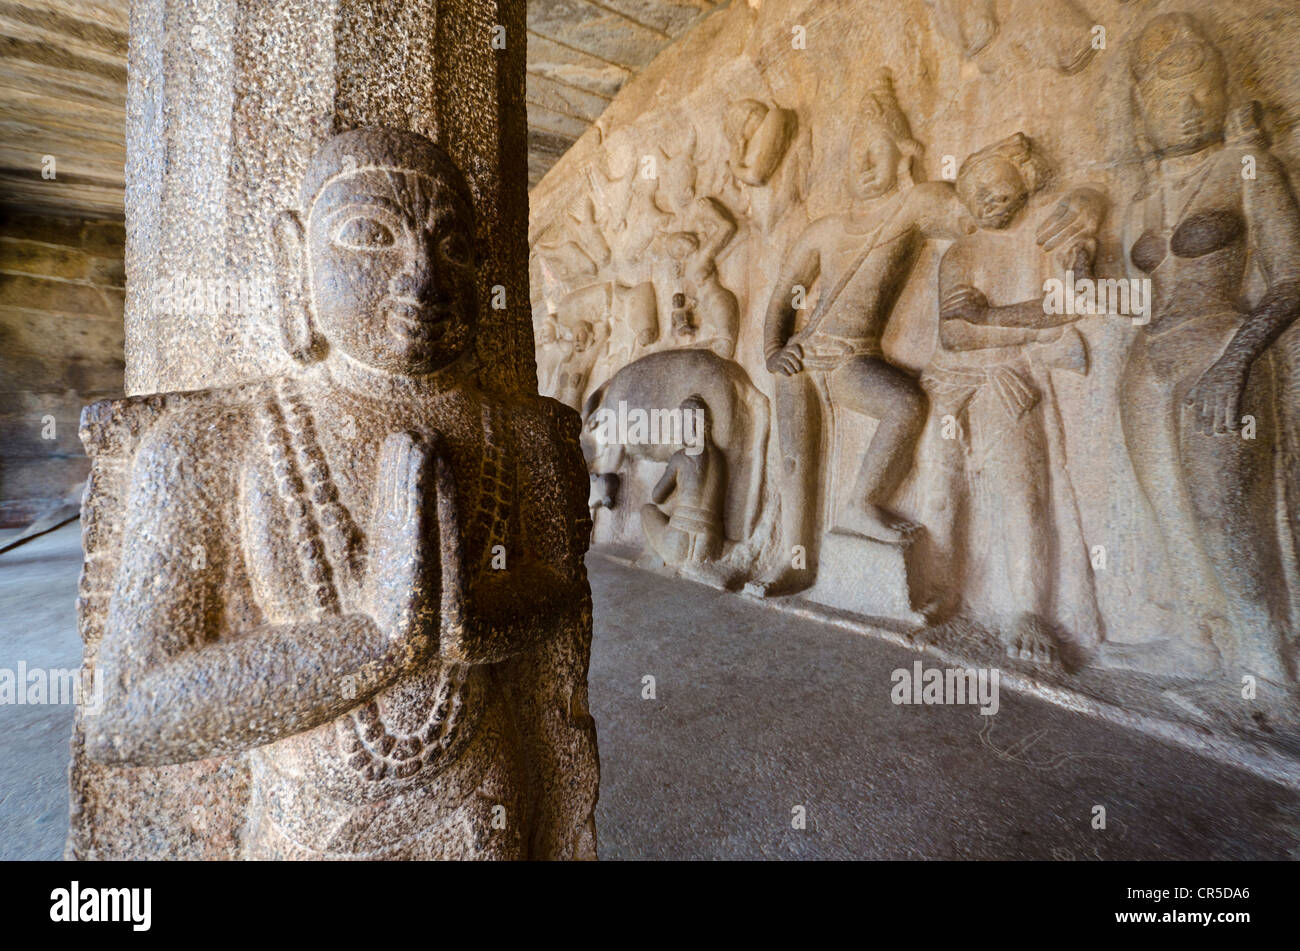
{"left": 792, "top": 199, "right": 923, "bottom": 354}
{"left": 236, "top": 365, "right": 520, "bottom": 811}
{"left": 1127, "top": 145, "right": 1255, "bottom": 335}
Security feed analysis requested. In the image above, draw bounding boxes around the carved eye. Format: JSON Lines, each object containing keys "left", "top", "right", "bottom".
{"left": 333, "top": 216, "right": 395, "bottom": 250}
{"left": 439, "top": 232, "right": 472, "bottom": 267}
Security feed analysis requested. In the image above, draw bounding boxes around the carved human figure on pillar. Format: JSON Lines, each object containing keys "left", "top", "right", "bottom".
{"left": 915, "top": 133, "right": 1103, "bottom": 669}
{"left": 76, "top": 128, "right": 597, "bottom": 859}
{"left": 1121, "top": 13, "right": 1300, "bottom": 683}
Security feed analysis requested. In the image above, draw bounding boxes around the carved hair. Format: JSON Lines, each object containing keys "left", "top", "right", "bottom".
{"left": 957, "top": 132, "right": 1051, "bottom": 196}
{"left": 680, "top": 393, "right": 711, "bottom": 432}
{"left": 852, "top": 69, "right": 923, "bottom": 181}
{"left": 1129, "top": 12, "right": 1226, "bottom": 87}
{"left": 300, "top": 126, "right": 475, "bottom": 216}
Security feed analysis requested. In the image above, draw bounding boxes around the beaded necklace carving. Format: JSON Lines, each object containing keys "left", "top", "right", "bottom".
{"left": 258, "top": 375, "right": 477, "bottom": 781}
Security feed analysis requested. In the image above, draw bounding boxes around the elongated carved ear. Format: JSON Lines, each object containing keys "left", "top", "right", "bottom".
{"left": 271, "top": 209, "right": 321, "bottom": 363}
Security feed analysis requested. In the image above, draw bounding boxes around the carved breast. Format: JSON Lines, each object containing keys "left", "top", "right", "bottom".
{"left": 1171, "top": 209, "right": 1244, "bottom": 258}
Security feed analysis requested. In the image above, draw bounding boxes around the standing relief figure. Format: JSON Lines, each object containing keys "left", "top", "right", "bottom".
{"left": 1120, "top": 13, "right": 1300, "bottom": 683}
{"left": 752, "top": 70, "right": 958, "bottom": 595}
{"left": 915, "top": 134, "right": 1104, "bottom": 670}
{"left": 71, "top": 129, "right": 598, "bottom": 859}
{"left": 534, "top": 308, "right": 569, "bottom": 398}
{"left": 547, "top": 291, "right": 611, "bottom": 411}
{"left": 759, "top": 68, "right": 941, "bottom": 595}
{"left": 753, "top": 69, "right": 1106, "bottom": 598}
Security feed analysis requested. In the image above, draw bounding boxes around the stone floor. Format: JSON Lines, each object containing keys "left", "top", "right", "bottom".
{"left": 2, "top": 523, "right": 1298, "bottom": 860}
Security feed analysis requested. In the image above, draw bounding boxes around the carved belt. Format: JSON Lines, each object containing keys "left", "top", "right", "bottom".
{"left": 800, "top": 333, "right": 885, "bottom": 370}
{"left": 923, "top": 362, "right": 1041, "bottom": 420}
{"left": 668, "top": 505, "right": 721, "bottom": 534}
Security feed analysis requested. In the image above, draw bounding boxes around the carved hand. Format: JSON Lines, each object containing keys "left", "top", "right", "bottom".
{"left": 366, "top": 431, "right": 459, "bottom": 658}
{"left": 1036, "top": 187, "right": 1106, "bottom": 260}
{"left": 940, "top": 285, "right": 990, "bottom": 324}
{"left": 766, "top": 341, "right": 804, "bottom": 376}
{"left": 1057, "top": 237, "right": 1097, "bottom": 282}
{"left": 1184, "top": 357, "right": 1248, "bottom": 436}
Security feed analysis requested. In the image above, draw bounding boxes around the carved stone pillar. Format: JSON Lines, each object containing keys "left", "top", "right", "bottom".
{"left": 124, "top": 0, "right": 533, "bottom": 397}
{"left": 68, "top": 0, "right": 596, "bottom": 860}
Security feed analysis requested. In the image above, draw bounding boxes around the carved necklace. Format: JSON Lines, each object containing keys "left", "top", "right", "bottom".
{"left": 257, "top": 374, "right": 475, "bottom": 782}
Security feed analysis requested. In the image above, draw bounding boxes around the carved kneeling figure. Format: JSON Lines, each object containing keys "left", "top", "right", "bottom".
{"left": 640, "top": 396, "right": 733, "bottom": 585}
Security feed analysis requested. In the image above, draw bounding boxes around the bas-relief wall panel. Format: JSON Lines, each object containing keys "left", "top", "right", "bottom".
{"left": 529, "top": 0, "right": 1300, "bottom": 743}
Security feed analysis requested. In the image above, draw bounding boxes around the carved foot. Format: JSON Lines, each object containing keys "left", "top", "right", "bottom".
{"left": 680, "top": 560, "right": 736, "bottom": 591}
{"left": 743, "top": 566, "right": 814, "bottom": 598}
{"left": 837, "top": 502, "right": 920, "bottom": 545}
{"left": 1002, "top": 617, "right": 1066, "bottom": 671}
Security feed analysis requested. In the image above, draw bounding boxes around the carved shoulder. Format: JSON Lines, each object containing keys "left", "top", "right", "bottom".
{"left": 77, "top": 379, "right": 277, "bottom": 656}
{"left": 1221, "top": 144, "right": 1296, "bottom": 194}
{"left": 908, "top": 181, "right": 965, "bottom": 239}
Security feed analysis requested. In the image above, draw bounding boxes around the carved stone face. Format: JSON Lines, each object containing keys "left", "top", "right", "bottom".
{"left": 1137, "top": 58, "right": 1228, "bottom": 157}
{"left": 851, "top": 129, "right": 901, "bottom": 201}
{"left": 306, "top": 166, "right": 477, "bottom": 375}
{"left": 727, "top": 100, "right": 791, "bottom": 187}
{"left": 956, "top": 157, "right": 1028, "bottom": 231}
{"left": 537, "top": 314, "right": 558, "bottom": 347}
{"left": 571, "top": 321, "right": 594, "bottom": 353}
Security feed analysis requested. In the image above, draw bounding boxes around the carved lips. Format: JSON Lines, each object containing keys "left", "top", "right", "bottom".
{"left": 383, "top": 298, "right": 454, "bottom": 345}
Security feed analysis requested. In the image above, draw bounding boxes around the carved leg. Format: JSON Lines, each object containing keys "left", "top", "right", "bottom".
{"left": 641, "top": 503, "right": 691, "bottom": 568}
{"left": 1178, "top": 364, "right": 1292, "bottom": 683}
{"left": 1110, "top": 342, "right": 1227, "bottom": 675}
{"left": 906, "top": 392, "right": 969, "bottom": 621}
{"left": 750, "top": 371, "right": 821, "bottom": 595}
{"left": 829, "top": 356, "right": 927, "bottom": 543}
{"left": 1277, "top": 324, "right": 1300, "bottom": 625}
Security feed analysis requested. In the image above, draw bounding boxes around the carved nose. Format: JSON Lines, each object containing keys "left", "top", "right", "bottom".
{"left": 388, "top": 238, "right": 434, "bottom": 301}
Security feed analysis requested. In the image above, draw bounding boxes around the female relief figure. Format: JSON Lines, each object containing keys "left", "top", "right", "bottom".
{"left": 1122, "top": 14, "right": 1300, "bottom": 683}
{"left": 915, "top": 134, "right": 1102, "bottom": 669}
